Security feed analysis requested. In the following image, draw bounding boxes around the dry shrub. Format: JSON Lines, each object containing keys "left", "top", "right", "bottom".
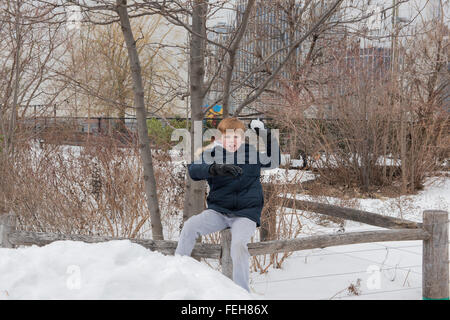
{"left": 271, "top": 50, "right": 449, "bottom": 195}
{"left": 151, "top": 150, "right": 185, "bottom": 239}
{"left": 330, "top": 278, "right": 362, "bottom": 299}
{"left": 263, "top": 22, "right": 449, "bottom": 196}
{"left": 250, "top": 180, "right": 304, "bottom": 273}
{"left": 0, "top": 131, "right": 184, "bottom": 239}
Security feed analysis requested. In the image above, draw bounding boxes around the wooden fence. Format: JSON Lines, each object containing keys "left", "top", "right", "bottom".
{"left": 0, "top": 201, "right": 448, "bottom": 300}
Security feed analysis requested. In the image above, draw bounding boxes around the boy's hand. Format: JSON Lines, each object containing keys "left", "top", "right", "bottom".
{"left": 209, "top": 163, "right": 243, "bottom": 177}
{"left": 249, "top": 119, "right": 266, "bottom": 135}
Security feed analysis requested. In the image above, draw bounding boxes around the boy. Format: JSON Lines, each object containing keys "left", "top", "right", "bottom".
{"left": 175, "top": 117, "right": 280, "bottom": 292}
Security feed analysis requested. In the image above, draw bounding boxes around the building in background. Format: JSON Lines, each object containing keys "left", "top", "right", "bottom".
{"left": 222, "top": 0, "right": 341, "bottom": 115}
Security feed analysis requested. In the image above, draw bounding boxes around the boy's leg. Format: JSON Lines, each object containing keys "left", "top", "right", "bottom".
{"left": 175, "top": 209, "right": 228, "bottom": 256}
{"left": 229, "top": 217, "right": 257, "bottom": 292}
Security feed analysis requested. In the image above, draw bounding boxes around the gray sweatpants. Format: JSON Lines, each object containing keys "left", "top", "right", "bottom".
{"left": 175, "top": 209, "right": 257, "bottom": 292}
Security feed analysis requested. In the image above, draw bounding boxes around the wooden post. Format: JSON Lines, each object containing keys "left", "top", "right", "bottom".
{"left": 220, "top": 228, "right": 233, "bottom": 280}
{"left": 0, "top": 213, "right": 16, "bottom": 248}
{"left": 422, "top": 210, "right": 449, "bottom": 300}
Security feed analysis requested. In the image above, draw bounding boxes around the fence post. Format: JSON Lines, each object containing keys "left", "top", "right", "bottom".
{"left": 220, "top": 228, "right": 233, "bottom": 280}
{"left": 0, "top": 213, "right": 16, "bottom": 248}
{"left": 422, "top": 210, "right": 449, "bottom": 300}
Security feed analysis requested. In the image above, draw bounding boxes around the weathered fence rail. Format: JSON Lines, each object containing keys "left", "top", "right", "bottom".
{"left": 1, "top": 225, "right": 221, "bottom": 259}
{"left": 0, "top": 204, "right": 448, "bottom": 300}
{"left": 247, "top": 228, "right": 430, "bottom": 255}
{"left": 282, "top": 197, "right": 422, "bottom": 229}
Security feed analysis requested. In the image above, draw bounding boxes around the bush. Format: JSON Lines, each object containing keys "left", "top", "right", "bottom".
{"left": 1, "top": 136, "right": 184, "bottom": 238}
{"left": 147, "top": 117, "right": 188, "bottom": 148}
{"left": 272, "top": 62, "right": 449, "bottom": 194}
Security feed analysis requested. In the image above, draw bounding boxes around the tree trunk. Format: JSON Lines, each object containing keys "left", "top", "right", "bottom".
{"left": 183, "top": 0, "right": 208, "bottom": 223}
{"left": 116, "top": 0, "right": 164, "bottom": 240}
{"left": 6, "top": 0, "right": 22, "bottom": 157}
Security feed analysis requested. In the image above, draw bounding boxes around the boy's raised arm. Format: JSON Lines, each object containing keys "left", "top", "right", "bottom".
{"left": 250, "top": 120, "right": 281, "bottom": 169}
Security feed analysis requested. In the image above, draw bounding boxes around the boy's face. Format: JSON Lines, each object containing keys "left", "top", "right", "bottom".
{"left": 221, "top": 129, "right": 243, "bottom": 153}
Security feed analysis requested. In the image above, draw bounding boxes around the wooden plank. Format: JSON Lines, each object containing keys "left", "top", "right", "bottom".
{"left": 0, "top": 213, "right": 16, "bottom": 248}
{"left": 8, "top": 231, "right": 221, "bottom": 259}
{"left": 220, "top": 229, "right": 233, "bottom": 280}
{"left": 422, "top": 210, "right": 449, "bottom": 300}
{"left": 247, "top": 228, "right": 430, "bottom": 256}
{"left": 281, "top": 197, "right": 422, "bottom": 229}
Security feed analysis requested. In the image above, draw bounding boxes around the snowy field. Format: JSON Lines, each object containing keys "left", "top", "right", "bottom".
{"left": 251, "top": 235, "right": 429, "bottom": 299}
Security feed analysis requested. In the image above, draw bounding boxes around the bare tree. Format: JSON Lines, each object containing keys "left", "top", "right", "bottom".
{"left": 0, "top": 0, "right": 67, "bottom": 158}
{"left": 115, "top": 0, "right": 164, "bottom": 239}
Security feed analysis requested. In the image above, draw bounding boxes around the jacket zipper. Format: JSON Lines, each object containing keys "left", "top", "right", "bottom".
{"left": 233, "top": 164, "right": 240, "bottom": 210}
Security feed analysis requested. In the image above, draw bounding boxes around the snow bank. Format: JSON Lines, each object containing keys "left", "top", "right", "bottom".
{"left": 0, "top": 240, "right": 252, "bottom": 300}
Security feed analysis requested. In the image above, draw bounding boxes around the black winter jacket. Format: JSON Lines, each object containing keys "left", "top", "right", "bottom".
{"left": 187, "top": 131, "right": 280, "bottom": 227}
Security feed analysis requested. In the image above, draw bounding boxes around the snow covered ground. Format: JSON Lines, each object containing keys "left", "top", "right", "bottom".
{"left": 261, "top": 166, "right": 317, "bottom": 184}
{"left": 251, "top": 234, "right": 427, "bottom": 299}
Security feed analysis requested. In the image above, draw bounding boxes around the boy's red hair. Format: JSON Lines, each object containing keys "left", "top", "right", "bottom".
{"left": 217, "top": 117, "right": 246, "bottom": 134}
